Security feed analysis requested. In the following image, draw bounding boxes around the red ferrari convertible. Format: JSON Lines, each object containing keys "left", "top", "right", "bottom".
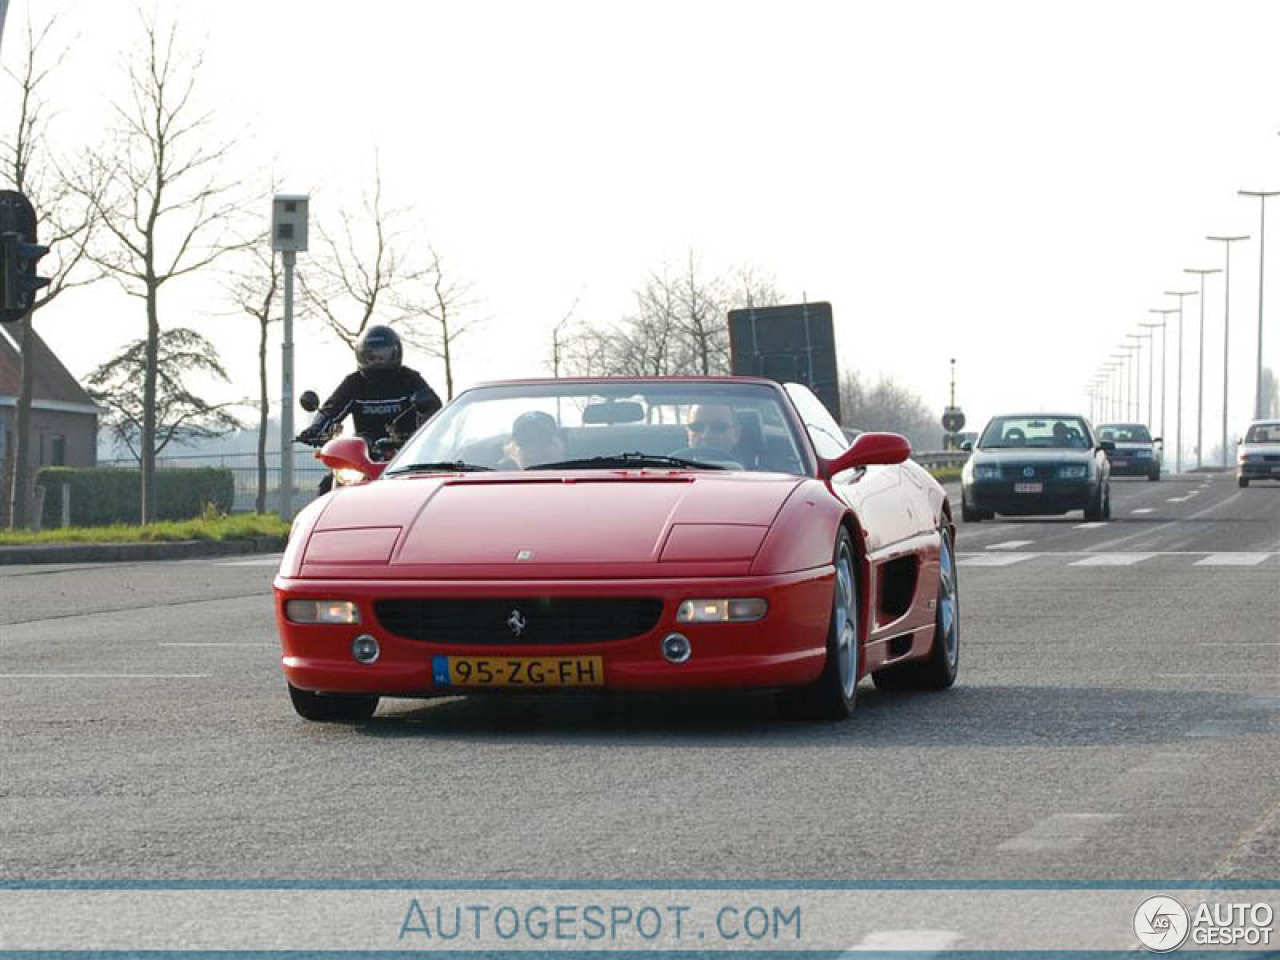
{"left": 274, "top": 377, "right": 959, "bottom": 722}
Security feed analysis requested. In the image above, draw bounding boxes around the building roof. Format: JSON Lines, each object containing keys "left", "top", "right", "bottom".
{"left": 0, "top": 323, "right": 98, "bottom": 409}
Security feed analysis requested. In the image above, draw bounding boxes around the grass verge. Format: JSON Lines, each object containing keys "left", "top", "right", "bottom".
{"left": 927, "top": 465, "right": 963, "bottom": 483}
{"left": 0, "top": 512, "right": 289, "bottom": 546}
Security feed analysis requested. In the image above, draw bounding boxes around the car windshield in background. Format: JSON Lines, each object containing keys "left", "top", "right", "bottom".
{"left": 1244, "top": 423, "right": 1280, "bottom": 444}
{"left": 1098, "top": 424, "right": 1152, "bottom": 443}
{"left": 386, "top": 381, "right": 810, "bottom": 475}
{"left": 979, "top": 416, "right": 1092, "bottom": 449}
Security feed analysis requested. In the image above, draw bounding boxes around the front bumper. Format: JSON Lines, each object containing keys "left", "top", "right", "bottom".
{"left": 274, "top": 568, "right": 834, "bottom": 696}
{"left": 1106, "top": 455, "right": 1157, "bottom": 476}
{"left": 1238, "top": 461, "right": 1280, "bottom": 479}
{"left": 963, "top": 477, "right": 1095, "bottom": 515}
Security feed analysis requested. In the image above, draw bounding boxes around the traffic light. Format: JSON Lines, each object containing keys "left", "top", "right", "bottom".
{"left": 0, "top": 231, "right": 51, "bottom": 322}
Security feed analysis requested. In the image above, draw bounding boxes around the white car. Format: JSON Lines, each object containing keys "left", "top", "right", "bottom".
{"left": 1237, "top": 420, "right": 1280, "bottom": 487}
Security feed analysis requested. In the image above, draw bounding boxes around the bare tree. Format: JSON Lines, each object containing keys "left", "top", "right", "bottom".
{"left": 70, "top": 14, "right": 251, "bottom": 522}
{"left": 547, "top": 294, "right": 581, "bottom": 378}
{"left": 300, "top": 160, "right": 431, "bottom": 351}
{"left": 223, "top": 242, "right": 279, "bottom": 512}
{"left": 2, "top": 13, "right": 103, "bottom": 528}
{"left": 398, "top": 246, "right": 478, "bottom": 400}
{"left": 840, "top": 369, "right": 940, "bottom": 450}
{"left": 88, "top": 327, "right": 244, "bottom": 461}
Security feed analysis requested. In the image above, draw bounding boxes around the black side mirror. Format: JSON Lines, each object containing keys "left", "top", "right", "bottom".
{"left": 410, "top": 388, "right": 435, "bottom": 411}
{"left": 1152, "top": 437, "right": 1163, "bottom": 444}
{"left": 960, "top": 441, "right": 973, "bottom": 452}
{"left": 299, "top": 390, "right": 319, "bottom": 413}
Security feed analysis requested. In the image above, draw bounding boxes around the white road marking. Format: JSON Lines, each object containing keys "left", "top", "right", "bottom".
{"left": 997, "top": 813, "right": 1118, "bottom": 852}
{"left": 1167, "top": 495, "right": 1193, "bottom": 502}
{"left": 985, "top": 539, "right": 1035, "bottom": 550}
{"left": 1069, "top": 553, "right": 1154, "bottom": 566}
{"left": 0, "top": 673, "right": 212, "bottom": 679}
{"left": 1195, "top": 553, "right": 1270, "bottom": 566}
{"left": 1131, "top": 507, "right": 1155, "bottom": 514}
{"left": 958, "top": 553, "right": 1037, "bottom": 567}
{"left": 159, "top": 642, "right": 276, "bottom": 647}
{"left": 849, "top": 930, "right": 961, "bottom": 950}
{"left": 1073, "top": 521, "right": 1107, "bottom": 529}
{"left": 215, "top": 555, "right": 283, "bottom": 566}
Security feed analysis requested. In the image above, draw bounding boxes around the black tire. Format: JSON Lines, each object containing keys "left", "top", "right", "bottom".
{"left": 288, "top": 683, "right": 379, "bottom": 723}
{"left": 961, "top": 500, "right": 981, "bottom": 523}
{"left": 777, "top": 529, "right": 860, "bottom": 722}
{"left": 872, "top": 527, "right": 960, "bottom": 691}
{"left": 1238, "top": 477, "right": 1249, "bottom": 488}
{"left": 1083, "top": 481, "right": 1109, "bottom": 521}
{"left": 1148, "top": 467, "right": 1161, "bottom": 481}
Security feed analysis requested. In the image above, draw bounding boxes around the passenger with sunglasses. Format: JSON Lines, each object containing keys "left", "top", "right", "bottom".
{"left": 684, "top": 404, "right": 741, "bottom": 450}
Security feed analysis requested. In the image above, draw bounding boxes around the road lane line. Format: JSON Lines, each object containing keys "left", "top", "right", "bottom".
{"left": 958, "top": 553, "right": 1037, "bottom": 566}
{"left": 1069, "top": 553, "right": 1154, "bottom": 566}
{"left": 985, "top": 539, "right": 1035, "bottom": 550}
{"left": 215, "top": 555, "right": 284, "bottom": 566}
{"left": 0, "top": 673, "right": 212, "bottom": 679}
{"left": 159, "top": 642, "right": 277, "bottom": 647}
{"left": 1131, "top": 507, "right": 1155, "bottom": 514}
{"left": 1195, "top": 553, "right": 1270, "bottom": 566}
{"left": 1167, "top": 496, "right": 1193, "bottom": 502}
{"left": 997, "top": 813, "right": 1118, "bottom": 852}
{"left": 1074, "top": 521, "right": 1107, "bottom": 529}
{"left": 849, "top": 930, "right": 961, "bottom": 950}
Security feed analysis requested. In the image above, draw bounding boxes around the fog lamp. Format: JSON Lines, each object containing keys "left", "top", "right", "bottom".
{"left": 352, "top": 633, "right": 380, "bottom": 664}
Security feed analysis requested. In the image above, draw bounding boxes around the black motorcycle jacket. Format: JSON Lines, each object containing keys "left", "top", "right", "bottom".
{"left": 306, "top": 367, "right": 442, "bottom": 443}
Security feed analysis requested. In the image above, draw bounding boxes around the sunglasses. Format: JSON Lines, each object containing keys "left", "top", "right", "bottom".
{"left": 688, "top": 420, "right": 732, "bottom": 434}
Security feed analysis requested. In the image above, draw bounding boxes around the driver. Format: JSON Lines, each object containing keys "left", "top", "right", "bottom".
{"left": 499, "top": 411, "right": 566, "bottom": 469}
{"left": 685, "top": 404, "right": 741, "bottom": 452}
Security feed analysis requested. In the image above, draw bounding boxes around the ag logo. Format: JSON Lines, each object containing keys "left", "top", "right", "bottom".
{"left": 506, "top": 609, "right": 527, "bottom": 637}
{"left": 1023, "top": 466, "right": 1036, "bottom": 478}
{"left": 1133, "top": 895, "right": 1189, "bottom": 952}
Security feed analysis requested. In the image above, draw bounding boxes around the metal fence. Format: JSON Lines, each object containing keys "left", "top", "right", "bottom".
{"left": 99, "top": 452, "right": 332, "bottom": 514}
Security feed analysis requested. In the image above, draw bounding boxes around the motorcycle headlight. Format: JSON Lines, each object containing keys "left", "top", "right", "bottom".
{"left": 1058, "top": 465, "right": 1089, "bottom": 479}
{"left": 973, "top": 465, "right": 1001, "bottom": 480}
{"left": 334, "top": 467, "right": 367, "bottom": 486}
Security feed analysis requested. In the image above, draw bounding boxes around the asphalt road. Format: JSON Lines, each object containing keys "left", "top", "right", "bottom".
{"left": 2, "top": 471, "right": 1277, "bottom": 885}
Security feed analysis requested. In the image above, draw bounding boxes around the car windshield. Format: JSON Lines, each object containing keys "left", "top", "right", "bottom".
{"left": 979, "top": 416, "right": 1092, "bottom": 449}
{"left": 1098, "top": 423, "right": 1151, "bottom": 443}
{"left": 386, "top": 381, "right": 810, "bottom": 475}
{"left": 1244, "top": 423, "right": 1280, "bottom": 444}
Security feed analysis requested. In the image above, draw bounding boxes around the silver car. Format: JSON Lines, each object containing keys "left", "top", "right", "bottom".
{"left": 1237, "top": 420, "right": 1280, "bottom": 487}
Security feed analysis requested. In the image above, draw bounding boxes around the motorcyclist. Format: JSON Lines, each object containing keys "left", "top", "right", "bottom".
{"left": 297, "top": 325, "right": 443, "bottom": 457}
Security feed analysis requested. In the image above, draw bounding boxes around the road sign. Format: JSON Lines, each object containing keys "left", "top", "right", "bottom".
{"left": 728, "top": 302, "right": 841, "bottom": 423}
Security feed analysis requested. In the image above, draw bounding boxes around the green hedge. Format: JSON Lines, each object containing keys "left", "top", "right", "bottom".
{"left": 37, "top": 467, "right": 235, "bottom": 527}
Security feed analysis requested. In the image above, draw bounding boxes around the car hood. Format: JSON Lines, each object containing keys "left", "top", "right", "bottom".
{"left": 971, "top": 448, "right": 1095, "bottom": 464}
{"left": 296, "top": 471, "right": 804, "bottom": 578}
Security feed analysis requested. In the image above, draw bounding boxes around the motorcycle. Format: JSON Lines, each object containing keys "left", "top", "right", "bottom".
{"left": 295, "top": 388, "right": 436, "bottom": 494}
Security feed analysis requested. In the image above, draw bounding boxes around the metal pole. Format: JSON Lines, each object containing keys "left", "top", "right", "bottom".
{"left": 1149, "top": 308, "right": 1176, "bottom": 442}
{"left": 280, "top": 250, "right": 297, "bottom": 522}
{"left": 1184, "top": 269, "right": 1220, "bottom": 468}
{"left": 1166, "top": 290, "right": 1198, "bottom": 474}
{"left": 1207, "top": 235, "right": 1249, "bottom": 466}
{"left": 1239, "top": 191, "right": 1279, "bottom": 419}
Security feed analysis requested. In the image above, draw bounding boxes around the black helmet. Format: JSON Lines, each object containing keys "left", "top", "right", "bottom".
{"left": 356, "top": 325, "right": 402, "bottom": 372}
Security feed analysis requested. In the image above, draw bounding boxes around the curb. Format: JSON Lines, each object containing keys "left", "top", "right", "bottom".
{"left": 0, "top": 535, "right": 287, "bottom": 567}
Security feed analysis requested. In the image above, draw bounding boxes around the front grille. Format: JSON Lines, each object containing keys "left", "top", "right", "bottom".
{"left": 1001, "top": 464, "right": 1046, "bottom": 480}
{"left": 375, "top": 597, "right": 664, "bottom": 645}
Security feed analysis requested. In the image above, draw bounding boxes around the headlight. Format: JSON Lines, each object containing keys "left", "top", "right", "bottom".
{"left": 973, "top": 465, "right": 1001, "bottom": 480}
{"left": 677, "top": 598, "right": 768, "bottom": 623}
{"left": 334, "top": 467, "right": 367, "bottom": 486}
{"left": 284, "top": 600, "right": 361, "bottom": 624}
{"left": 1058, "top": 465, "right": 1089, "bottom": 479}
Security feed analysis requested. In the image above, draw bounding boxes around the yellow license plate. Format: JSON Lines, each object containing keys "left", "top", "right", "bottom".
{"left": 432, "top": 655, "right": 604, "bottom": 688}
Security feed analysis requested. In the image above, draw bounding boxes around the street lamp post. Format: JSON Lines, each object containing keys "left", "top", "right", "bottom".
{"left": 1238, "top": 190, "right": 1279, "bottom": 419}
{"left": 1206, "top": 235, "right": 1250, "bottom": 466}
{"left": 1184, "top": 268, "right": 1221, "bottom": 468}
{"left": 1165, "top": 290, "right": 1198, "bottom": 474}
{"left": 1139, "top": 322, "right": 1162, "bottom": 430}
{"left": 1115, "top": 344, "right": 1140, "bottom": 420}
{"left": 1127, "top": 331, "right": 1152, "bottom": 422}
{"left": 1148, "top": 308, "right": 1177, "bottom": 442}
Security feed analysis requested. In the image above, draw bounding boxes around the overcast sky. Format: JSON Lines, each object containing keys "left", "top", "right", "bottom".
{"left": 6, "top": 0, "right": 1280, "bottom": 449}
